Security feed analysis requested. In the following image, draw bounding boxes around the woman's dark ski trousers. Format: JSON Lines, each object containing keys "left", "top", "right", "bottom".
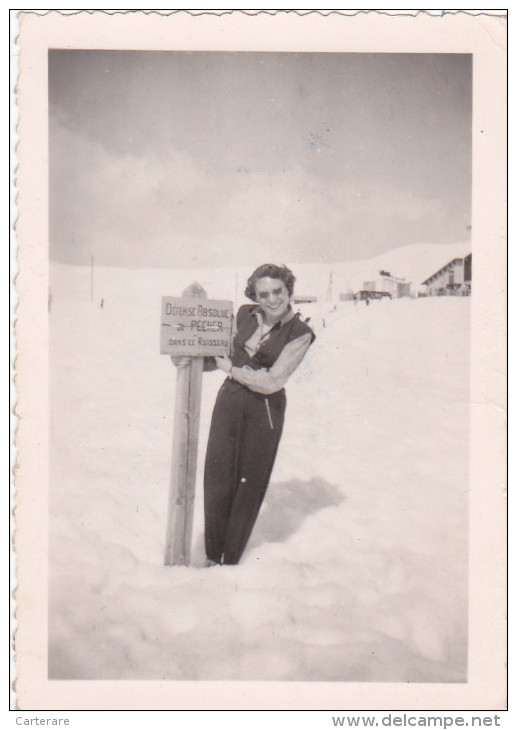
{"left": 204, "top": 378, "right": 286, "bottom": 565}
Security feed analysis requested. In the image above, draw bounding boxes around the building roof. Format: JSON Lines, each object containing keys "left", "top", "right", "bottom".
{"left": 421, "top": 255, "right": 471, "bottom": 285}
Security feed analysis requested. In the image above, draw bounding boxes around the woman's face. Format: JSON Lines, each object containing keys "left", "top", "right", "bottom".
{"left": 254, "top": 276, "right": 290, "bottom": 323}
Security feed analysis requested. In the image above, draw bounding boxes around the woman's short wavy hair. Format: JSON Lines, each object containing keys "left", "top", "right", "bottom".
{"left": 244, "top": 263, "right": 296, "bottom": 301}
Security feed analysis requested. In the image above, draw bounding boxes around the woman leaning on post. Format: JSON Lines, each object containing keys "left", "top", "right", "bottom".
{"left": 174, "top": 263, "right": 315, "bottom": 566}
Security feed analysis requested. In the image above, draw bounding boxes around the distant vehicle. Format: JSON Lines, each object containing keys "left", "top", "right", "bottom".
{"left": 354, "top": 290, "right": 392, "bottom": 301}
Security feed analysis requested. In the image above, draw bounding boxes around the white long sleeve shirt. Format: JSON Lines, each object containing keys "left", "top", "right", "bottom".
{"left": 229, "top": 309, "right": 312, "bottom": 395}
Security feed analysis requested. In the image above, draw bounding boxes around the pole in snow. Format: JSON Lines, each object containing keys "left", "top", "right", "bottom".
{"left": 161, "top": 283, "right": 233, "bottom": 567}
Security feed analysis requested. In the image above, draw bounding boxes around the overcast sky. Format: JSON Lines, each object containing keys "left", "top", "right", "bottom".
{"left": 49, "top": 51, "right": 472, "bottom": 268}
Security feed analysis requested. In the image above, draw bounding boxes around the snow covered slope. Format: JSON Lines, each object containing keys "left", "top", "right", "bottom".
{"left": 49, "top": 241, "right": 470, "bottom": 308}
{"left": 49, "top": 260, "right": 469, "bottom": 682}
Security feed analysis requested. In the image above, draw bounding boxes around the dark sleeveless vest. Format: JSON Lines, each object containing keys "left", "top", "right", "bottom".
{"left": 231, "top": 304, "right": 315, "bottom": 371}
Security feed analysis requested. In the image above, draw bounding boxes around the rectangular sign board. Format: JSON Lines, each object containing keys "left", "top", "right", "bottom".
{"left": 160, "top": 297, "right": 233, "bottom": 357}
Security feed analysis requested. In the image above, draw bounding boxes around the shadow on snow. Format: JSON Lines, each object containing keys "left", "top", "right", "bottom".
{"left": 247, "top": 476, "right": 345, "bottom": 551}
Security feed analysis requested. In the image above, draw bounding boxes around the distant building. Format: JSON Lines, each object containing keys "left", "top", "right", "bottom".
{"left": 397, "top": 281, "right": 411, "bottom": 297}
{"left": 421, "top": 254, "right": 472, "bottom": 296}
{"left": 464, "top": 253, "right": 472, "bottom": 291}
{"left": 362, "top": 271, "right": 410, "bottom": 299}
{"left": 354, "top": 290, "right": 392, "bottom": 302}
{"left": 339, "top": 292, "right": 355, "bottom": 302}
{"left": 293, "top": 295, "right": 317, "bottom": 304}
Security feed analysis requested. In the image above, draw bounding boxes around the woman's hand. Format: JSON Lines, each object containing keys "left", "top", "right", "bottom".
{"left": 215, "top": 354, "right": 233, "bottom": 373}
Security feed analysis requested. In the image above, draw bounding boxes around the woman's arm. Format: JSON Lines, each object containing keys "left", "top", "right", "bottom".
{"left": 222, "top": 333, "right": 312, "bottom": 395}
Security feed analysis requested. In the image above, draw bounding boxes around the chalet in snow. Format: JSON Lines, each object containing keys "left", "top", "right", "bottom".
{"left": 346, "top": 270, "right": 411, "bottom": 302}
{"left": 364, "top": 270, "right": 411, "bottom": 299}
{"left": 421, "top": 253, "right": 472, "bottom": 296}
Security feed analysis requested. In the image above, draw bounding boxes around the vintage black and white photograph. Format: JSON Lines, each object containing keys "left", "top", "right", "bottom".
{"left": 47, "top": 47, "right": 473, "bottom": 683}
{"left": 13, "top": 10, "right": 506, "bottom": 711}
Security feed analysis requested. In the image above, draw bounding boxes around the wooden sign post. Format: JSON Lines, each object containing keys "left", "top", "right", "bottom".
{"left": 162, "top": 283, "right": 232, "bottom": 566}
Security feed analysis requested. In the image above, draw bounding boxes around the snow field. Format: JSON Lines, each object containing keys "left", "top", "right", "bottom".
{"left": 49, "top": 263, "right": 469, "bottom": 682}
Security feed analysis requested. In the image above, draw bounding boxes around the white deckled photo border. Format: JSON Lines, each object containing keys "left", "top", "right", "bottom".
{"left": 12, "top": 9, "right": 507, "bottom": 712}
